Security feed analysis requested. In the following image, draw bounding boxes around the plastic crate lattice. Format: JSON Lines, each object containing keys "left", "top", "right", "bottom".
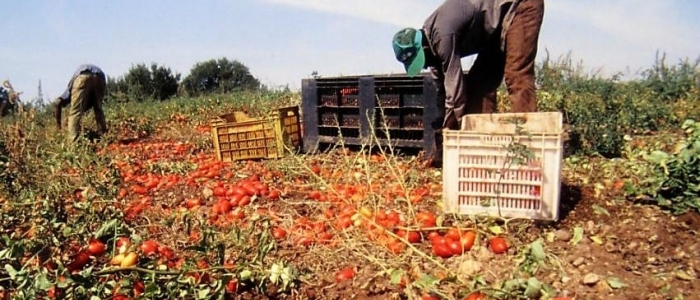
{"left": 442, "top": 112, "right": 564, "bottom": 221}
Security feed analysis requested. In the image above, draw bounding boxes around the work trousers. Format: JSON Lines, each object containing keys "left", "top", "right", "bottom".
{"left": 437, "top": 0, "right": 545, "bottom": 129}
{"left": 67, "top": 73, "right": 107, "bottom": 143}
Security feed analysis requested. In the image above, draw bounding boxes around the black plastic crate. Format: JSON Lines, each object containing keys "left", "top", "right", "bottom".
{"left": 403, "top": 94, "right": 423, "bottom": 107}
{"left": 320, "top": 94, "right": 338, "bottom": 106}
{"left": 377, "top": 94, "right": 400, "bottom": 107}
{"left": 302, "top": 74, "right": 439, "bottom": 155}
{"left": 402, "top": 113, "right": 423, "bottom": 129}
{"left": 341, "top": 94, "right": 359, "bottom": 107}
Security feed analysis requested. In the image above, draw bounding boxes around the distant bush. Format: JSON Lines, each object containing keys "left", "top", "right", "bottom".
{"left": 530, "top": 51, "right": 699, "bottom": 157}
{"left": 107, "top": 62, "right": 181, "bottom": 103}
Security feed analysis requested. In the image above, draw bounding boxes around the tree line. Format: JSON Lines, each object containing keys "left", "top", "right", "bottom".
{"left": 107, "top": 57, "right": 262, "bottom": 102}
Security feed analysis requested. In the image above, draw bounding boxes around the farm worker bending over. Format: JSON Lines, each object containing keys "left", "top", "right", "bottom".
{"left": 54, "top": 64, "right": 109, "bottom": 143}
{"left": 391, "top": 0, "right": 544, "bottom": 166}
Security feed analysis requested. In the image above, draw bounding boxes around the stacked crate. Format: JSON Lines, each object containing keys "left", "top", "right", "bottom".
{"left": 301, "top": 74, "right": 439, "bottom": 155}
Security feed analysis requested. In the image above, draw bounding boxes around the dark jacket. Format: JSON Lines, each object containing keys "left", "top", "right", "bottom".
{"left": 422, "top": 0, "right": 520, "bottom": 118}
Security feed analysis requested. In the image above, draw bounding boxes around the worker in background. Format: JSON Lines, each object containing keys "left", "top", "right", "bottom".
{"left": 54, "top": 64, "right": 109, "bottom": 143}
{"left": 391, "top": 0, "right": 545, "bottom": 167}
{"left": 1, "top": 80, "right": 22, "bottom": 118}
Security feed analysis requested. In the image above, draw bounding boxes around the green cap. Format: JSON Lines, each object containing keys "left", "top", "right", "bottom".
{"left": 392, "top": 27, "right": 425, "bottom": 76}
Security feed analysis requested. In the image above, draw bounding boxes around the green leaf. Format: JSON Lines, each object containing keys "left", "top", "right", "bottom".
{"left": 197, "top": 287, "right": 211, "bottom": 299}
{"left": 95, "top": 219, "right": 119, "bottom": 239}
{"left": 592, "top": 205, "right": 610, "bottom": 216}
{"left": 502, "top": 278, "right": 525, "bottom": 291}
{"left": 489, "top": 226, "right": 504, "bottom": 235}
{"left": 590, "top": 236, "right": 604, "bottom": 245}
{"left": 606, "top": 277, "right": 627, "bottom": 289}
{"left": 675, "top": 270, "right": 696, "bottom": 281}
{"left": 4, "top": 264, "right": 17, "bottom": 279}
{"left": 34, "top": 273, "right": 53, "bottom": 290}
{"left": 530, "top": 239, "right": 546, "bottom": 262}
{"left": 571, "top": 227, "right": 584, "bottom": 245}
{"left": 389, "top": 269, "right": 405, "bottom": 285}
{"left": 415, "top": 273, "right": 440, "bottom": 289}
{"left": 646, "top": 150, "right": 670, "bottom": 164}
{"left": 523, "top": 277, "right": 542, "bottom": 298}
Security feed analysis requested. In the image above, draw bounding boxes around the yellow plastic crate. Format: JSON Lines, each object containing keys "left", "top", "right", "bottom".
{"left": 211, "top": 106, "right": 302, "bottom": 162}
{"left": 442, "top": 112, "right": 564, "bottom": 221}
{"left": 209, "top": 111, "right": 252, "bottom": 128}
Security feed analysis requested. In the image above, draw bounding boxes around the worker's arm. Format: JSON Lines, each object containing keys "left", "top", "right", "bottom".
{"left": 433, "top": 33, "right": 466, "bottom": 128}
{"left": 54, "top": 97, "right": 69, "bottom": 129}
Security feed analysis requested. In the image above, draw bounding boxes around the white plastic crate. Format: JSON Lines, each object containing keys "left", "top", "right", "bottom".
{"left": 442, "top": 112, "right": 564, "bottom": 221}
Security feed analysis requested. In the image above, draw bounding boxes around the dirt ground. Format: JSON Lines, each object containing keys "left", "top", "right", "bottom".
{"left": 109, "top": 128, "right": 700, "bottom": 300}
{"left": 225, "top": 183, "right": 700, "bottom": 300}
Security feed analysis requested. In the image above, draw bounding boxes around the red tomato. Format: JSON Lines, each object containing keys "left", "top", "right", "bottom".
{"left": 431, "top": 235, "right": 448, "bottom": 247}
{"left": 448, "top": 238, "right": 465, "bottom": 255}
{"left": 387, "top": 240, "right": 406, "bottom": 254}
{"left": 237, "top": 196, "right": 251, "bottom": 206}
{"left": 267, "top": 189, "right": 280, "bottom": 200}
{"left": 158, "top": 246, "right": 175, "bottom": 260}
{"left": 445, "top": 227, "right": 463, "bottom": 241}
{"left": 464, "top": 292, "right": 487, "bottom": 300}
{"left": 335, "top": 216, "right": 353, "bottom": 229}
{"left": 421, "top": 294, "right": 439, "bottom": 300}
{"left": 427, "top": 231, "right": 441, "bottom": 242}
{"left": 232, "top": 187, "right": 247, "bottom": 196}
{"left": 459, "top": 231, "right": 476, "bottom": 251}
{"left": 242, "top": 183, "right": 257, "bottom": 196}
{"left": 432, "top": 243, "right": 453, "bottom": 258}
{"left": 308, "top": 190, "right": 322, "bottom": 200}
{"left": 86, "top": 240, "right": 106, "bottom": 256}
{"left": 225, "top": 279, "right": 238, "bottom": 294}
{"left": 213, "top": 187, "right": 226, "bottom": 197}
{"left": 133, "top": 281, "right": 145, "bottom": 298}
{"left": 406, "top": 231, "right": 421, "bottom": 243}
{"left": 67, "top": 251, "right": 91, "bottom": 272}
{"left": 115, "top": 236, "right": 131, "bottom": 253}
{"left": 271, "top": 227, "right": 287, "bottom": 240}
{"left": 139, "top": 240, "right": 159, "bottom": 256}
{"left": 489, "top": 237, "right": 508, "bottom": 254}
{"left": 335, "top": 267, "right": 356, "bottom": 283}
{"left": 220, "top": 200, "right": 233, "bottom": 213}
{"left": 416, "top": 211, "right": 437, "bottom": 228}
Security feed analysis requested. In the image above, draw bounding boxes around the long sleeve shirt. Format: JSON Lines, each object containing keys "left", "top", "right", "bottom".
{"left": 422, "top": 0, "right": 519, "bottom": 114}
{"left": 57, "top": 64, "right": 106, "bottom": 107}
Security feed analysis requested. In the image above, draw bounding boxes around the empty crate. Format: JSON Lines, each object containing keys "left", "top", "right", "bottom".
{"left": 211, "top": 106, "right": 302, "bottom": 162}
{"left": 442, "top": 112, "right": 564, "bottom": 221}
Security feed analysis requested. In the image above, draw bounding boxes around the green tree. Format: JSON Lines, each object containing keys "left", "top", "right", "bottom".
{"left": 107, "top": 63, "right": 181, "bottom": 102}
{"left": 181, "top": 57, "right": 260, "bottom": 96}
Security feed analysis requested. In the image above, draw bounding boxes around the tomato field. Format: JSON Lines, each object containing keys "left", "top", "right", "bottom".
{"left": 2, "top": 58, "right": 700, "bottom": 300}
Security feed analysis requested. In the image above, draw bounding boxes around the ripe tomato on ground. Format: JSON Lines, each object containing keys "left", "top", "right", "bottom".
{"left": 464, "top": 292, "right": 487, "bottom": 300}
{"left": 489, "top": 237, "right": 508, "bottom": 254}
{"left": 271, "top": 227, "right": 287, "bottom": 240}
{"left": 335, "top": 267, "right": 356, "bottom": 283}
{"left": 86, "top": 239, "right": 106, "bottom": 256}
{"left": 415, "top": 211, "right": 437, "bottom": 228}
{"left": 139, "top": 240, "right": 159, "bottom": 256}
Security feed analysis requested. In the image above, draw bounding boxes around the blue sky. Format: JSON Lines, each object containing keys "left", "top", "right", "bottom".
{"left": 1, "top": 0, "right": 699, "bottom": 103}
